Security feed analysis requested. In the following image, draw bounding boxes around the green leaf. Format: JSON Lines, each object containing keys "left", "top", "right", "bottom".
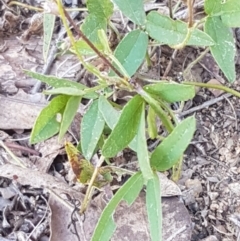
{"left": 24, "top": 70, "right": 97, "bottom": 99}
{"left": 146, "top": 11, "right": 214, "bottom": 46}
{"left": 44, "top": 87, "right": 85, "bottom": 96}
{"left": 98, "top": 96, "right": 138, "bottom": 152}
{"left": 221, "top": 13, "right": 240, "bottom": 27}
{"left": 144, "top": 82, "right": 195, "bottom": 103}
{"left": 102, "top": 95, "right": 144, "bottom": 158}
{"left": 137, "top": 105, "right": 154, "bottom": 180}
{"left": 43, "top": 13, "right": 56, "bottom": 62}
{"left": 147, "top": 106, "right": 158, "bottom": 139}
{"left": 204, "top": 0, "right": 223, "bottom": 15}
{"left": 25, "top": 70, "right": 86, "bottom": 89}
{"left": 138, "top": 89, "right": 174, "bottom": 133}
{"left": 146, "top": 173, "right": 162, "bottom": 241}
{"left": 87, "top": 0, "right": 113, "bottom": 19}
{"left": 91, "top": 172, "right": 144, "bottom": 241}
{"left": 81, "top": 100, "right": 105, "bottom": 160}
{"left": 30, "top": 95, "right": 69, "bottom": 144}
{"left": 59, "top": 96, "right": 81, "bottom": 141}
{"left": 112, "top": 30, "right": 148, "bottom": 77}
{"left": 205, "top": 16, "right": 236, "bottom": 83}
{"left": 111, "top": 0, "right": 146, "bottom": 25}
{"left": 74, "top": 15, "right": 108, "bottom": 56}
{"left": 150, "top": 116, "right": 196, "bottom": 171}
{"left": 204, "top": 0, "right": 240, "bottom": 27}
{"left": 81, "top": 14, "right": 107, "bottom": 43}
{"left": 204, "top": 0, "right": 240, "bottom": 15}
{"left": 98, "top": 96, "right": 120, "bottom": 129}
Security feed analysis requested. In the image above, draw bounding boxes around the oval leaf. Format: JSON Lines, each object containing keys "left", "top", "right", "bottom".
{"left": 87, "top": 0, "right": 113, "bottom": 19}
{"left": 146, "top": 173, "right": 162, "bottom": 241}
{"left": 25, "top": 70, "right": 87, "bottom": 89}
{"left": 98, "top": 96, "right": 120, "bottom": 129}
{"left": 144, "top": 82, "right": 195, "bottom": 103}
{"left": 150, "top": 116, "right": 196, "bottom": 171}
{"left": 43, "top": 13, "right": 56, "bottom": 62}
{"left": 204, "top": 0, "right": 240, "bottom": 15}
{"left": 137, "top": 104, "right": 154, "bottom": 181}
{"left": 205, "top": 16, "right": 236, "bottom": 82}
{"left": 146, "top": 11, "right": 214, "bottom": 46}
{"left": 91, "top": 172, "right": 144, "bottom": 241}
{"left": 111, "top": 0, "right": 146, "bottom": 25}
{"left": 59, "top": 96, "right": 81, "bottom": 140}
{"left": 204, "top": 0, "right": 240, "bottom": 27}
{"left": 98, "top": 96, "right": 138, "bottom": 152}
{"left": 81, "top": 14, "right": 107, "bottom": 43}
{"left": 81, "top": 100, "right": 105, "bottom": 160}
{"left": 112, "top": 30, "right": 148, "bottom": 77}
{"left": 44, "top": 87, "right": 85, "bottom": 96}
{"left": 30, "top": 95, "right": 69, "bottom": 144}
{"left": 102, "top": 95, "right": 144, "bottom": 158}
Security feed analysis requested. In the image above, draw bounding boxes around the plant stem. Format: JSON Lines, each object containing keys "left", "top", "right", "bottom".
{"left": 60, "top": 5, "right": 125, "bottom": 79}
{"left": 134, "top": 83, "right": 174, "bottom": 132}
{"left": 171, "top": 24, "right": 194, "bottom": 49}
{"left": 183, "top": 81, "right": 240, "bottom": 98}
{"left": 168, "top": 0, "right": 173, "bottom": 18}
{"left": 183, "top": 47, "right": 209, "bottom": 76}
{"left": 80, "top": 155, "right": 105, "bottom": 213}
{"left": 187, "top": 0, "right": 194, "bottom": 28}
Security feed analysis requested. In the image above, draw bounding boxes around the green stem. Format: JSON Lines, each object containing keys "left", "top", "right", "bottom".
{"left": 60, "top": 3, "right": 125, "bottom": 79}
{"left": 135, "top": 85, "right": 174, "bottom": 132}
{"left": 183, "top": 47, "right": 209, "bottom": 77}
{"left": 80, "top": 155, "right": 105, "bottom": 213}
{"left": 183, "top": 81, "right": 240, "bottom": 98}
{"left": 158, "top": 99, "right": 179, "bottom": 125}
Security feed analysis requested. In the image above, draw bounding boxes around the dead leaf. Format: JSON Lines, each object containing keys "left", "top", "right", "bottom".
{"left": 34, "top": 134, "right": 72, "bottom": 172}
{"left": 0, "top": 90, "right": 45, "bottom": 129}
{"left": 0, "top": 164, "right": 191, "bottom": 240}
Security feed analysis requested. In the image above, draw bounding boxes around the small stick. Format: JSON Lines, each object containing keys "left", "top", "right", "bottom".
{"left": 4, "top": 142, "right": 41, "bottom": 156}
{"left": 179, "top": 93, "right": 232, "bottom": 117}
{"left": 0, "top": 140, "right": 27, "bottom": 168}
{"left": 163, "top": 49, "right": 178, "bottom": 77}
{"left": 187, "top": 0, "right": 194, "bottom": 28}
{"left": 168, "top": 0, "right": 173, "bottom": 18}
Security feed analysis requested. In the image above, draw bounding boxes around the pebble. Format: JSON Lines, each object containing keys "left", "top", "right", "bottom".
{"left": 185, "top": 179, "right": 203, "bottom": 197}
{"left": 210, "top": 203, "right": 219, "bottom": 211}
{"left": 208, "top": 192, "right": 219, "bottom": 201}
{"left": 228, "top": 182, "right": 240, "bottom": 196}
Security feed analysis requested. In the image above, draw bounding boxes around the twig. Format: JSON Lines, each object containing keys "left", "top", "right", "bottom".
{"left": 0, "top": 140, "right": 27, "bottom": 168}
{"left": 179, "top": 93, "right": 232, "bottom": 117}
{"left": 187, "top": 0, "right": 194, "bottom": 27}
{"left": 163, "top": 49, "right": 178, "bottom": 77}
{"left": 184, "top": 81, "right": 240, "bottom": 98}
{"left": 3, "top": 142, "right": 41, "bottom": 156}
{"left": 223, "top": 95, "right": 238, "bottom": 131}
{"left": 168, "top": 0, "right": 173, "bottom": 18}
{"left": 26, "top": 195, "right": 50, "bottom": 241}
{"left": 183, "top": 47, "right": 209, "bottom": 76}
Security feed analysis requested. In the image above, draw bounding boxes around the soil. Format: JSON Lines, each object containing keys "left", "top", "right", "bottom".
{"left": 1, "top": 0, "right": 240, "bottom": 241}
